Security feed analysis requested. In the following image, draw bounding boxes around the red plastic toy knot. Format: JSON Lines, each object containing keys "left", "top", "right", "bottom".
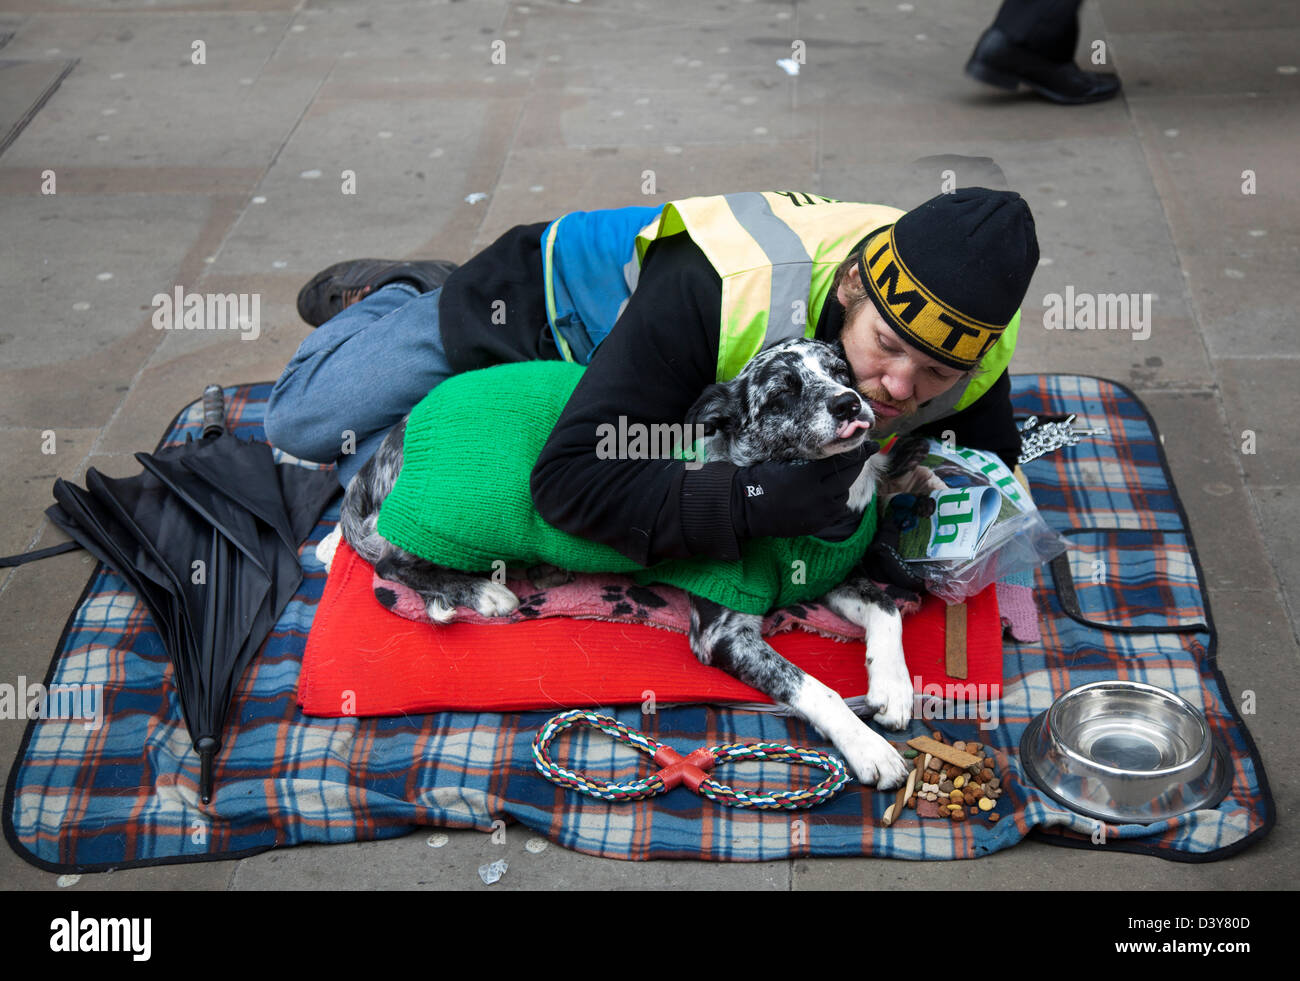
{"left": 651, "top": 745, "right": 716, "bottom": 793}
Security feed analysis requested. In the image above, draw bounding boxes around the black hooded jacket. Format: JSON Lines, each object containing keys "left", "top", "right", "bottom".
{"left": 436, "top": 223, "right": 1022, "bottom": 567}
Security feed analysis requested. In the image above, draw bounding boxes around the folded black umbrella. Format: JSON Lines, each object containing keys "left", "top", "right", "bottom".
{"left": 46, "top": 387, "right": 339, "bottom": 803}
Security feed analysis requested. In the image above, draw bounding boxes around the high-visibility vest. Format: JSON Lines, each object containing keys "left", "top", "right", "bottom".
{"left": 542, "top": 191, "right": 1018, "bottom": 412}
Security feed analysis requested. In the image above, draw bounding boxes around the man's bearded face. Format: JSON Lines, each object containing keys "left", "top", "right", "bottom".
{"left": 836, "top": 265, "right": 969, "bottom": 428}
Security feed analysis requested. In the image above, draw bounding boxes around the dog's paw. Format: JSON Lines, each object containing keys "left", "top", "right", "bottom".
{"left": 470, "top": 581, "right": 520, "bottom": 617}
{"left": 840, "top": 728, "right": 910, "bottom": 790}
{"left": 865, "top": 657, "right": 914, "bottom": 731}
{"left": 526, "top": 563, "right": 576, "bottom": 589}
{"left": 422, "top": 580, "right": 519, "bottom": 622}
{"left": 425, "top": 596, "right": 459, "bottom": 624}
{"left": 315, "top": 526, "right": 343, "bottom": 572}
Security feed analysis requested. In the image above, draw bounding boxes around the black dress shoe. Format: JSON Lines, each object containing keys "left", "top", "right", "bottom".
{"left": 965, "top": 27, "right": 1121, "bottom": 105}
{"left": 296, "top": 258, "right": 460, "bottom": 327}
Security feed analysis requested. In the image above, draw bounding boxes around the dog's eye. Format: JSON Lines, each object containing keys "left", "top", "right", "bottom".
{"left": 766, "top": 376, "right": 800, "bottom": 406}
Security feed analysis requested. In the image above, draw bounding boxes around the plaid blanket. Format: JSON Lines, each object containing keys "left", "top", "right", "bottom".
{"left": 3, "top": 377, "right": 1273, "bottom": 870}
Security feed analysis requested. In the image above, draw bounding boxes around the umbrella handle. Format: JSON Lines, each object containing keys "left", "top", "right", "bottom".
{"left": 197, "top": 736, "right": 219, "bottom": 804}
{"left": 202, "top": 385, "right": 226, "bottom": 439}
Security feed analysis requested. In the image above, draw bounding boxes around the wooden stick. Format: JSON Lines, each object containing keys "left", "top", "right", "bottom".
{"left": 945, "top": 601, "right": 968, "bottom": 680}
{"left": 906, "top": 735, "right": 981, "bottom": 769}
{"left": 882, "top": 769, "right": 917, "bottom": 827}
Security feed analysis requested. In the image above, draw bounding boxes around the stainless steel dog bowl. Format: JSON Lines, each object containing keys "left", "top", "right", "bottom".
{"left": 1020, "top": 681, "right": 1231, "bottom": 824}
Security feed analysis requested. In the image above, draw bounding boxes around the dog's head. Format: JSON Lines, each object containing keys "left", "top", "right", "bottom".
{"left": 685, "top": 338, "right": 876, "bottom": 466}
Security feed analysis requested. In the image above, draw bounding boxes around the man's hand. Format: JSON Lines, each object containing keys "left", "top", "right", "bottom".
{"left": 860, "top": 539, "right": 928, "bottom": 592}
{"left": 731, "top": 441, "right": 878, "bottom": 541}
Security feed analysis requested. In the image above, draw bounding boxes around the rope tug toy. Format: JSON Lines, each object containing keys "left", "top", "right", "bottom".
{"left": 532, "top": 709, "right": 851, "bottom": 810}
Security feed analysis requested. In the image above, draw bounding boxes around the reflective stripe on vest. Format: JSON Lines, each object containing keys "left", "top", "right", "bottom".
{"left": 543, "top": 192, "right": 1018, "bottom": 406}
{"left": 634, "top": 191, "right": 905, "bottom": 381}
{"left": 541, "top": 216, "right": 577, "bottom": 363}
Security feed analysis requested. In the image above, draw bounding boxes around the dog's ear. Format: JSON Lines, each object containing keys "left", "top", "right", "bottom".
{"left": 685, "top": 382, "right": 740, "bottom": 438}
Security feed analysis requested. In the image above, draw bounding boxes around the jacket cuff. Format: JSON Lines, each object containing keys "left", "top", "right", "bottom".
{"left": 680, "top": 461, "right": 742, "bottom": 562}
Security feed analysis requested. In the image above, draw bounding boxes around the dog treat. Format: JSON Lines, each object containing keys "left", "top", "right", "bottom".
{"left": 882, "top": 769, "right": 918, "bottom": 827}
{"left": 907, "top": 735, "right": 981, "bottom": 769}
{"left": 894, "top": 734, "right": 1004, "bottom": 825}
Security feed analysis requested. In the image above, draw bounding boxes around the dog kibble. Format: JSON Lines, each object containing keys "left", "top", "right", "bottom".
{"left": 899, "top": 732, "right": 1003, "bottom": 825}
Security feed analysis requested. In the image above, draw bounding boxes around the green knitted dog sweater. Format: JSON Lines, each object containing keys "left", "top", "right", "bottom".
{"left": 375, "top": 360, "right": 878, "bottom": 616}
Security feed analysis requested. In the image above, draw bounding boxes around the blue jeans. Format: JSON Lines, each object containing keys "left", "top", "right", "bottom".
{"left": 265, "top": 283, "right": 455, "bottom": 487}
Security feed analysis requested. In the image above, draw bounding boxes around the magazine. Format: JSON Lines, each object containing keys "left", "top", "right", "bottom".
{"left": 889, "top": 441, "right": 1035, "bottom": 564}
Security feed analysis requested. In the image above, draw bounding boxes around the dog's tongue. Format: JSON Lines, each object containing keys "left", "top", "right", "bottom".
{"left": 836, "top": 418, "right": 870, "bottom": 439}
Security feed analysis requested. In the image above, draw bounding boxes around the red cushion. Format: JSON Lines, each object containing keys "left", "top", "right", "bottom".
{"left": 298, "top": 541, "right": 1003, "bottom": 717}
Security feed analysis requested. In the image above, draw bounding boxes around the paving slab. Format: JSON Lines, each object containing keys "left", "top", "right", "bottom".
{"left": 231, "top": 826, "right": 791, "bottom": 890}
{"left": 1140, "top": 391, "right": 1279, "bottom": 593}
{"left": 0, "top": 427, "right": 98, "bottom": 559}
{"left": 1215, "top": 357, "right": 1300, "bottom": 490}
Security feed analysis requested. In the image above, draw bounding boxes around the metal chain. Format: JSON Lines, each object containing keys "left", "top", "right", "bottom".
{"left": 1017, "top": 414, "right": 1108, "bottom": 465}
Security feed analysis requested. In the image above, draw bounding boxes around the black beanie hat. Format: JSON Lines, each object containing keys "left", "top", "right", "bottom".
{"left": 858, "top": 187, "right": 1039, "bottom": 369}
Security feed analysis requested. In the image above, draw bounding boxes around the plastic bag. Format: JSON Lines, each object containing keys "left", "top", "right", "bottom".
{"left": 906, "top": 503, "right": 1065, "bottom": 604}
{"left": 882, "top": 440, "right": 1067, "bottom": 604}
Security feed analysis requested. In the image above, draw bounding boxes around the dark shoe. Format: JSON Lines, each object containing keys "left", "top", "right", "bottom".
{"left": 296, "top": 258, "right": 459, "bottom": 327}
{"left": 965, "top": 27, "right": 1121, "bottom": 105}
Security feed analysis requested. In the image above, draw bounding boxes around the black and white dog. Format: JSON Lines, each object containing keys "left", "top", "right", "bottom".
{"left": 340, "top": 338, "right": 926, "bottom": 789}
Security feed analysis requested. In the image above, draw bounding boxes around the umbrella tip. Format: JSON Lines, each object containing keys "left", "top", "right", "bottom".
{"left": 197, "top": 737, "right": 219, "bottom": 805}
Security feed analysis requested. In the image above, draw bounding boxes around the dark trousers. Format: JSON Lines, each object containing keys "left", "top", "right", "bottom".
{"left": 992, "top": 0, "right": 1086, "bottom": 63}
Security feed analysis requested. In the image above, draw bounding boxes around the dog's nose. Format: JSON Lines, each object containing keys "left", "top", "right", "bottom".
{"left": 828, "top": 391, "right": 863, "bottom": 421}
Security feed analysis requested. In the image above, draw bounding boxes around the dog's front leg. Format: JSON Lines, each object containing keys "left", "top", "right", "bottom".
{"left": 688, "top": 595, "right": 909, "bottom": 789}
{"left": 822, "top": 576, "right": 914, "bottom": 731}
